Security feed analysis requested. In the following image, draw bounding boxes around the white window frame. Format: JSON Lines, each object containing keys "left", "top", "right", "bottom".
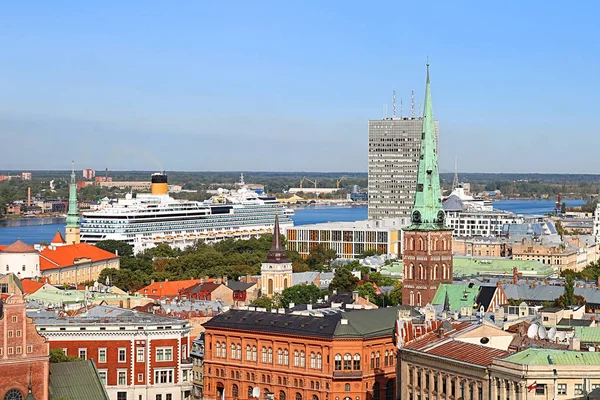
{"left": 156, "top": 347, "right": 173, "bottom": 362}
{"left": 98, "top": 348, "right": 107, "bottom": 363}
{"left": 136, "top": 347, "right": 145, "bottom": 362}
{"left": 154, "top": 369, "right": 174, "bottom": 384}
{"left": 118, "top": 348, "right": 127, "bottom": 363}
{"left": 78, "top": 348, "right": 87, "bottom": 360}
{"left": 117, "top": 369, "right": 127, "bottom": 386}
{"left": 98, "top": 369, "right": 108, "bottom": 385}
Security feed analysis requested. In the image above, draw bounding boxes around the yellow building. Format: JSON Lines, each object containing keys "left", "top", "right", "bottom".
{"left": 512, "top": 239, "right": 578, "bottom": 272}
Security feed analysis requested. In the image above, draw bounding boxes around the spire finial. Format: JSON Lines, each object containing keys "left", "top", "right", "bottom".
{"left": 426, "top": 59, "right": 430, "bottom": 83}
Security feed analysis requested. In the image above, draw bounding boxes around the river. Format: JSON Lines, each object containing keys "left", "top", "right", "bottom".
{"left": 0, "top": 199, "right": 587, "bottom": 245}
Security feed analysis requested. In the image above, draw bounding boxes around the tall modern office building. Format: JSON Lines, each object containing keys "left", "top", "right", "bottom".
{"left": 367, "top": 116, "right": 438, "bottom": 220}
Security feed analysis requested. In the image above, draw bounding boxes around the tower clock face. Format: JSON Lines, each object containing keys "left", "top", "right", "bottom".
{"left": 412, "top": 211, "right": 422, "bottom": 224}
{"left": 437, "top": 211, "right": 445, "bottom": 224}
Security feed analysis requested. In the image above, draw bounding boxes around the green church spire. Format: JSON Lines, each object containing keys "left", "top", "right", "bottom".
{"left": 406, "top": 64, "right": 448, "bottom": 231}
{"left": 66, "top": 161, "right": 79, "bottom": 227}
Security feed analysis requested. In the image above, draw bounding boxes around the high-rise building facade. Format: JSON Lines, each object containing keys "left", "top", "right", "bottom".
{"left": 368, "top": 118, "right": 438, "bottom": 220}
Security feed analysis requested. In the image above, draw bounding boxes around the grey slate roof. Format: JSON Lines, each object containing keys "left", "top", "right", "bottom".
{"left": 292, "top": 271, "right": 320, "bottom": 286}
{"left": 227, "top": 281, "right": 256, "bottom": 291}
{"left": 442, "top": 195, "right": 465, "bottom": 212}
{"left": 503, "top": 283, "right": 600, "bottom": 305}
{"left": 557, "top": 318, "right": 594, "bottom": 327}
{"left": 49, "top": 360, "right": 110, "bottom": 400}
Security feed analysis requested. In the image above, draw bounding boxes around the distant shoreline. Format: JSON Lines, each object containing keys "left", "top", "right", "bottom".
{"left": 0, "top": 216, "right": 66, "bottom": 228}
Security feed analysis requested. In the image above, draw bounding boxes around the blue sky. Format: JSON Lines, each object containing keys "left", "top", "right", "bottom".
{"left": 0, "top": 1, "right": 598, "bottom": 173}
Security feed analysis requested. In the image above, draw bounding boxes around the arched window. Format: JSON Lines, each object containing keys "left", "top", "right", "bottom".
{"left": 278, "top": 377, "right": 282, "bottom": 385}
{"left": 246, "top": 345, "right": 251, "bottom": 361}
{"left": 433, "top": 265, "right": 438, "bottom": 280}
{"left": 262, "top": 374, "right": 266, "bottom": 383}
{"left": 237, "top": 344, "right": 242, "bottom": 359}
{"left": 409, "top": 264, "right": 415, "bottom": 279}
{"left": 410, "top": 291, "right": 414, "bottom": 306}
{"left": 294, "top": 378, "right": 298, "bottom": 387}
{"left": 375, "top": 352, "right": 380, "bottom": 368}
{"left": 442, "top": 264, "right": 447, "bottom": 280}
{"left": 353, "top": 354, "right": 361, "bottom": 370}
{"left": 370, "top": 352, "right": 375, "bottom": 369}
{"left": 312, "top": 396, "right": 319, "bottom": 400}
{"left": 280, "top": 391, "right": 287, "bottom": 400}
{"left": 299, "top": 380, "right": 303, "bottom": 388}
{"left": 310, "top": 352, "right": 316, "bottom": 368}
{"left": 236, "top": 371, "right": 240, "bottom": 379}
{"left": 278, "top": 349, "right": 283, "bottom": 365}
{"left": 284, "top": 349, "right": 289, "bottom": 365}
{"left": 4, "top": 390, "right": 23, "bottom": 400}
{"left": 231, "top": 343, "right": 236, "bottom": 358}
{"left": 262, "top": 347, "right": 267, "bottom": 363}
{"left": 386, "top": 380, "right": 394, "bottom": 400}
{"left": 334, "top": 354, "right": 342, "bottom": 370}
{"left": 248, "top": 387, "right": 253, "bottom": 399}
{"left": 343, "top": 353, "right": 352, "bottom": 370}
{"left": 418, "top": 264, "right": 424, "bottom": 280}
{"left": 316, "top": 382, "right": 320, "bottom": 390}
{"left": 417, "top": 292, "right": 422, "bottom": 306}
{"left": 252, "top": 346, "right": 257, "bottom": 361}
{"left": 384, "top": 350, "right": 389, "bottom": 366}
{"left": 345, "top": 383, "right": 351, "bottom": 392}
{"left": 311, "top": 381, "right": 315, "bottom": 389}
{"left": 268, "top": 347, "right": 273, "bottom": 363}
{"left": 409, "top": 237, "right": 414, "bottom": 251}
{"left": 296, "top": 393, "right": 302, "bottom": 400}
{"left": 216, "top": 342, "right": 221, "bottom": 357}
{"left": 294, "top": 350, "right": 299, "bottom": 367}
{"left": 317, "top": 353, "right": 322, "bottom": 369}
{"left": 300, "top": 351, "right": 306, "bottom": 367}
{"left": 418, "top": 237, "right": 424, "bottom": 251}
{"left": 246, "top": 372, "right": 250, "bottom": 380}
{"left": 373, "top": 382, "right": 380, "bottom": 400}
{"left": 232, "top": 384, "right": 239, "bottom": 399}
{"left": 223, "top": 341, "right": 227, "bottom": 358}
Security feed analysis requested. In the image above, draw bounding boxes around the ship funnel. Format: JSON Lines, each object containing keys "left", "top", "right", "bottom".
{"left": 151, "top": 173, "right": 168, "bottom": 195}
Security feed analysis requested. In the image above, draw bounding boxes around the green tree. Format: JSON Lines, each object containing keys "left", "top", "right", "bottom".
{"left": 280, "top": 285, "right": 323, "bottom": 308}
{"left": 50, "top": 348, "right": 81, "bottom": 363}
{"left": 306, "top": 244, "right": 337, "bottom": 269}
{"left": 556, "top": 275, "right": 576, "bottom": 308}
{"left": 368, "top": 272, "right": 396, "bottom": 287}
{"left": 388, "top": 281, "right": 403, "bottom": 306}
{"left": 329, "top": 268, "right": 359, "bottom": 293}
{"left": 252, "top": 295, "right": 281, "bottom": 311}
{"left": 356, "top": 282, "right": 377, "bottom": 302}
{"left": 560, "top": 202, "right": 566, "bottom": 214}
{"left": 95, "top": 240, "right": 134, "bottom": 258}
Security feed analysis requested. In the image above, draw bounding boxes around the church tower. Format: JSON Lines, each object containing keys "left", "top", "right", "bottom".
{"left": 260, "top": 215, "right": 292, "bottom": 297}
{"left": 594, "top": 189, "right": 600, "bottom": 242}
{"left": 65, "top": 161, "right": 80, "bottom": 245}
{"left": 402, "top": 64, "right": 453, "bottom": 307}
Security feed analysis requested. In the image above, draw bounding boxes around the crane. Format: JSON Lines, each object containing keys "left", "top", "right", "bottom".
{"left": 304, "top": 178, "right": 317, "bottom": 188}
{"left": 299, "top": 177, "right": 306, "bottom": 189}
{"left": 336, "top": 177, "right": 346, "bottom": 189}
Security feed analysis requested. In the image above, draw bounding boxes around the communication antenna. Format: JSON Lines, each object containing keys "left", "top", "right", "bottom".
{"left": 452, "top": 157, "right": 459, "bottom": 191}
{"left": 400, "top": 97, "right": 403, "bottom": 118}
{"left": 548, "top": 327, "right": 557, "bottom": 341}
{"left": 589, "top": 346, "right": 596, "bottom": 352}
{"left": 411, "top": 90, "right": 415, "bottom": 118}
{"left": 252, "top": 387, "right": 261, "bottom": 398}
{"left": 392, "top": 90, "right": 396, "bottom": 119}
{"left": 527, "top": 323, "right": 537, "bottom": 339}
{"left": 538, "top": 325, "right": 547, "bottom": 340}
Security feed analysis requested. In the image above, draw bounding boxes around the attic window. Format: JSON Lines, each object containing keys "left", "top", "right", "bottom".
{"left": 480, "top": 337, "right": 490, "bottom": 344}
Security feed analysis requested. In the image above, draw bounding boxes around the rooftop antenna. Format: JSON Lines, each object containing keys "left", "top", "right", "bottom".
{"left": 400, "top": 97, "right": 403, "bottom": 118}
{"left": 382, "top": 104, "right": 385, "bottom": 119}
{"left": 411, "top": 90, "right": 415, "bottom": 118}
{"left": 452, "top": 157, "right": 459, "bottom": 191}
{"left": 392, "top": 90, "right": 397, "bottom": 119}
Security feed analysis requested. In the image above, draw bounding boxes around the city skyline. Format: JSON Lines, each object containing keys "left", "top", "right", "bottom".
{"left": 1, "top": 2, "right": 599, "bottom": 173}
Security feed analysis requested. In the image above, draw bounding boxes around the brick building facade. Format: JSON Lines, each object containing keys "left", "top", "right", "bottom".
{"left": 202, "top": 307, "right": 398, "bottom": 400}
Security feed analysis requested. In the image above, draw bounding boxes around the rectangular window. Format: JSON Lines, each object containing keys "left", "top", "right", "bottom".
{"left": 12, "top": 316, "right": 17, "bottom": 323}
{"left": 138, "top": 373, "right": 144, "bottom": 382}
{"left": 137, "top": 347, "right": 145, "bottom": 362}
{"left": 118, "top": 348, "right": 126, "bottom": 362}
{"left": 98, "top": 370, "right": 107, "bottom": 385}
{"left": 156, "top": 347, "right": 173, "bottom": 362}
{"left": 98, "top": 348, "right": 106, "bottom": 363}
{"left": 154, "top": 369, "right": 174, "bottom": 384}
{"left": 26, "top": 345, "right": 32, "bottom": 354}
{"left": 156, "top": 395, "right": 162, "bottom": 400}
{"left": 16, "top": 346, "right": 22, "bottom": 354}
{"left": 575, "top": 384, "right": 583, "bottom": 395}
{"left": 536, "top": 385, "right": 546, "bottom": 395}
{"left": 557, "top": 384, "right": 566, "bottom": 395}
{"left": 118, "top": 370, "right": 127, "bottom": 385}
{"left": 117, "top": 393, "right": 127, "bottom": 400}
{"left": 166, "top": 395, "right": 172, "bottom": 400}
{"left": 79, "top": 349, "right": 87, "bottom": 360}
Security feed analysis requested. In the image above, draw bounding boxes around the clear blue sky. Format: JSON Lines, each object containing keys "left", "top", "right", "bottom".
{"left": 0, "top": 1, "right": 598, "bottom": 173}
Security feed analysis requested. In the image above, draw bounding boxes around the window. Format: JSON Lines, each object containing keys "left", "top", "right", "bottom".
{"left": 26, "top": 346, "right": 32, "bottom": 354}
{"left": 557, "top": 384, "right": 566, "bottom": 395}
{"left": 375, "top": 352, "right": 380, "bottom": 368}
{"left": 278, "top": 349, "right": 284, "bottom": 365}
{"left": 246, "top": 345, "right": 252, "bottom": 360}
{"left": 137, "top": 348, "right": 144, "bottom": 362}
{"left": 8, "top": 331, "right": 13, "bottom": 338}
{"left": 262, "top": 347, "right": 267, "bottom": 363}
{"left": 216, "top": 342, "right": 221, "bottom": 358}
{"left": 166, "top": 395, "right": 172, "bottom": 400}
{"left": 310, "top": 352, "right": 316, "bottom": 369}
{"left": 334, "top": 354, "right": 342, "bottom": 370}
{"left": 118, "top": 348, "right": 126, "bottom": 362}
{"left": 248, "top": 387, "right": 253, "bottom": 398}
{"left": 117, "top": 393, "right": 127, "bottom": 400}
{"left": 232, "top": 384, "right": 239, "bottom": 398}
{"left": 118, "top": 370, "right": 127, "bottom": 385}
{"left": 154, "top": 369, "right": 174, "bottom": 384}
{"left": 231, "top": 343, "right": 236, "bottom": 359}
{"left": 268, "top": 347, "right": 273, "bottom": 363}
{"left": 300, "top": 351, "right": 306, "bottom": 367}
{"left": 345, "top": 383, "right": 351, "bottom": 392}
{"left": 237, "top": 344, "right": 242, "bottom": 359}
{"left": 252, "top": 346, "right": 257, "bottom": 361}
{"left": 138, "top": 373, "right": 144, "bottom": 382}
{"left": 384, "top": 351, "right": 388, "bottom": 367}
{"left": 280, "top": 391, "right": 286, "bottom": 400}
{"left": 317, "top": 353, "right": 322, "bottom": 369}
{"left": 79, "top": 349, "right": 87, "bottom": 360}
{"left": 575, "top": 384, "right": 583, "bottom": 395}
{"left": 353, "top": 354, "right": 361, "bottom": 370}
{"left": 16, "top": 346, "right": 22, "bottom": 354}
{"left": 98, "top": 370, "right": 107, "bottom": 385}
{"left": 294, "top": 351, "right": 300, "bottom": 367}
{"left": 343, "top": 354, "right": 352, "bottom": 370}
{"left": 156, "top": 395, "right": 162, "bottom": 400}
{"left": 296, "top": 394, "right": 302, "bottom": 400}
{"left": 535, "top": 384, "right": 546, "bottom": 395}
{"left": 98, "top": 348, "right": 106, "bottom": 363}
{"left": 371, "top": 352, "right": 375, "bottom": 369}
{"left": 284, "top": 349, "right": 289, "bottom": 365}
{"left": 16, "top": 330, "right": 21, "bottom": 337}
{"left": 156, "top": 347, "right": 173, "bottom": 361}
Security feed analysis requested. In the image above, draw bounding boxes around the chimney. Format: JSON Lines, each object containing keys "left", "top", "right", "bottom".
{"left": 288, "top": 302, "right": 295, "bottom": 309}
{"left": 151, "top": 279, "right": 155, "bottom": 284}
{"left": 513, "top": 267, "right": 518, "bottom": 284}
{"left": 597, "top": 276, "right": 600, "bottom": 289}
{"left": 165, "top": 278, "right": 168, "bottom": 282}
{"left": 437, "top": 328, "right": 445, "bottom": 338}
{"left": 200, "top": 278, "right": 204, "bottom": 284}
{"left": 570, "top": 337, "right": 581, "bottom": 351}
{"left": 246, "top": 274, "right": 251, "bottom": 283}
{"left": 27, "top": 187, "right": 31, "bottom": 207}
{"left": 352, "top": 291, "right": 358, "bottom": 302}
{"left": 216, "top": 277, "right": 222, "bottom": 284}
{"left": 307, "top": 304, "right": 312, "bottom": 311}
{"left": 222, "top": 275, "right": 228, "bottom": 284}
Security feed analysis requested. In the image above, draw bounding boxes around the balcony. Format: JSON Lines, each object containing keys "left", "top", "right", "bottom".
{"left": 181, "top": 357, "right": 194, "bottom": 368}
{"left": 333, "top": 370, "right": 363, "bottom": 379}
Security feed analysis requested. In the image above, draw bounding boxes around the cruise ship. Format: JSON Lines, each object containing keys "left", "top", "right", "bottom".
{"left": 80, "top": 173, "right": 294, "bottom": 253}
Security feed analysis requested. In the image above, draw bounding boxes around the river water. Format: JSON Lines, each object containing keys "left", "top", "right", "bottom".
{"left": 0, "top": 199, "right": 586, "bottom": 245}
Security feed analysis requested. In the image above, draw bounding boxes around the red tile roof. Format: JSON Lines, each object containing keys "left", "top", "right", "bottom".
{"left": 424, "top": 340, "right": 510, "bottom": 366}
{"left": 403, "top": 321, "right": 475, "bottom": 351}
{"left": 50, "top": 230, "right": 66, "bottom": 244}
{"left": 136, "top": 279, "right": 203, "bottom": 299}
{"left": 39, "top": 243, "right": 119, "bottom": 271}
{"left": 0, "top": 245, "right": 7, "bottom": 251}
{"left": 20, "top": 279, "right": 45, "bottom": 295}
{"left": 1, "top": 240, "right": 38, "bottom": 254}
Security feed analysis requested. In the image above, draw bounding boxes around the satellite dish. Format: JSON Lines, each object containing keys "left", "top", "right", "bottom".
{"left": 527, "top": 324, "right": 538, "bottom": 339}
{"left": 252, "top": 387, "right": 261, "bottom": 398}
{"left": 548, "top": 327, "right": 557, "bottom": 341}
{"left": 538, "top": 326, "right": 547, "bottom": 340}
{"left": 590, "top": 346, "right": 596, "bottom": 352}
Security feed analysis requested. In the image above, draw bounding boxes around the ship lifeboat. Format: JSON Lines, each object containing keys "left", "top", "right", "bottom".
{"left": 165, "top": 235, "right": 173, "bottom": 240}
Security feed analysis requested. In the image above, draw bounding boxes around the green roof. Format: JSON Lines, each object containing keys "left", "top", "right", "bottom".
{"left": 452, "top": 257, "right": 555, "bottom": 278}
{"left": 334, "top": 306, "right": 400, "bottom": 338}
{"left": 574, "top": 326, "right": 600, "bottom": 343}
{"left": 379, "top": 261, "right": 403, "bottom": 276}
{"left": 27, "top": 289, "right": 144, "bottom": 304}
{"left": 431, "top": 283, "right": 479, "bottom": 312}
{"left": 504, "top": 348, "right": 600, "bottom": 365}
{"left": 49, "top": 360, "right": 110, "bottom": 400}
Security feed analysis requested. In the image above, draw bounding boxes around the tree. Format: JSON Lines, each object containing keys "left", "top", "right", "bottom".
{"left": 280, "top": 285, "right": 323, "bottom": 308}
{"left": 561, "top": 202, "right": 567, "bottom": 214}
{"left": 555, "top": 275, "right": 577, "bottom": 308}
{"left": 306, "top": 244, "right": 337, "bottom": 269}
{"left": 388, "top": 281, "right": 403, "bottom": 306}
{"left": 95, "top": 240, "right": 134, "bottom": 258}
{"left": 368, "top": 272, "right": 396, "bottom": 287}
{"left": 356, "top": 282, "right": 377, "bottom": 302}
{"left": 329, "top": 268, "right": 359, "bottom": 293}
{"left": 50, "top": 348, "right": 81, "bottom": 363}
{"left": 252, "top": 295, "right": 281, "bottom": 311}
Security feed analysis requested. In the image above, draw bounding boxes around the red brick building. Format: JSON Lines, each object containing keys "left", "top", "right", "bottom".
{"left": 31, "top": 305, "right": 194, "bottom": 400}
{"left": 202, "top": 307, "right": 398, "bottom": 400}
{"left": 0, "top": 293, "right": 50, "bottom": 400}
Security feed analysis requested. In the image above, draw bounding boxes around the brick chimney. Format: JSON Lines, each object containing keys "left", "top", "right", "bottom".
{"left": 513, "top": 267, "right": 518, "bottom": 284}
{"left": 222, "top": 275, "right": 228, "bottom": 285}
{"left": 597, "top": 276, "right": 600, "bottom": 289}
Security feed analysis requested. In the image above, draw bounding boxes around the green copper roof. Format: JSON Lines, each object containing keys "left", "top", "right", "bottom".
{"left": 574, "top": 326, "right": 600, "bottom": 343}
{"left": 405, "top": 64, "right": 448, "bottom": 231}
{"left": 66, "top": 161, "right": 79, "bottom": 227}
{"left": 453, "top": 257, "right": 554, "bottom": 278}
{"left": 503, "top": 348, "right": 600, "bottom": 365}
{"left": 49, "top": 360, "right": 110, "bottom": 400}
{"left": 431, "top": 283, "right": 479, "bottom": 312}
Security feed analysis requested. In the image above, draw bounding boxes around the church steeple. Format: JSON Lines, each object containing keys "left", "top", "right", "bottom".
{"left": 407, "top": 64, "right": 447, "bottom": 231}
{"left": 65, "top": 161, "right": 80, "bottom": 244}
{"left": 265, "top": 214, "right": 288, "bottom": 263}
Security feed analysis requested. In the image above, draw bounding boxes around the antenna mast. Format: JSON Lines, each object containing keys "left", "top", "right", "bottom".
{"left": 393, "top": 90, "right": 396, "bottom": 119}
{"left": 452, "top": 157, "right": 459, "bottom": 191}
{"left": 400, "top": 97, "right": 403, "bottom": 118}
{"left": 411, "top": 90, "right": 415, "bottom": 118}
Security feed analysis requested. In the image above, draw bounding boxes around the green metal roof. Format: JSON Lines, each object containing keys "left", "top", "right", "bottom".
{"left": 379, "top": 261, "right": 403, "bottom": 276}
{"left": 431, "top": 283, "right": 480, "bottom": 312}
{"left": 574, "top": 326, "right": 600, "bottom": 343}
{"left": 452, "top": 257, "right": 554, "bottom": 278}
{"left": 49, "top": 360, "right": 110, "bottom": 400}
{"left": 334, "top": 306, "right": 401, "bottom": 338}
{"left": 504, "top": 348, "right": 600, "bottom": 365}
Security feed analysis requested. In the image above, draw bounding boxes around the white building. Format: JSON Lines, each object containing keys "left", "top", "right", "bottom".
{"left": 0, "top": 240, "right": 41, "bottom": 279}
{"left": 593, "top": 198, "right": 600, "bottom": 241}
